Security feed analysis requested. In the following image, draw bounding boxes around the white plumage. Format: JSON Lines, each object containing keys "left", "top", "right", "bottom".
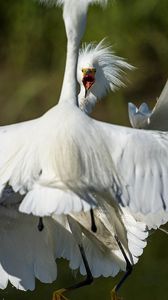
{"left": 0, "top": 188, "right": 148, "bottom": 290}
{"left": 3, "top": 0, "right": 168, "bottom": 297}
{"left": 66, "top": 205, "right": 148, "bottom": 277}
{"left": 128, "top": 80, "right": 168, "bottom": 130}
{"left": 77, "top": 39, "right": 133, "bottom": 113}
{"left": 0, "top": 0, "right": 167, "bottom": 230}
{"left": 0, "top": 191, "right": 56, "bottom": 290}
{"left": 2, "top": 86, "right": 168, "bottom": 227}
{"left": 39, "top": 0, "right": 108, "bottom": 7}
{"left": 62, "top": 38, "right": 148, "bottom": 278}
{"left": 0, "top": 0, "right": 150, "bottom": 292}
{"left": 127, "top": 81, "right": 168, "bottom": 228}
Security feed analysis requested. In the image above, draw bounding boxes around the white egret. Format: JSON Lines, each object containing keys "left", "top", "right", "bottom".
{"left": 0, "top": 14, "right": 146, "bottom": 300}
{"left": 0, "top": 21, "right": 139, "bottom": 300}
{"left": 128, "top": 80, "right": 168, "bottom": 131}
{"left": 15, "top": 0, "right": 168, "bottom": 228}
{"left": 0, "top": 37, "right": 162, "bottom": 298}
{"left": 0, "top": 0, "right": 168, "bottom": 299}
{"left": 14, "top": 0, "right": 168, "bottom": 230}
{"left": 0, "top": 0, "right": 165, "bottom": 224}
{"left": 45, "top": 39, "right": 148, "bottom": 300}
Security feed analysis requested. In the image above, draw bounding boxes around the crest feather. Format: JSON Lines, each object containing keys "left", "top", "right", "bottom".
{"left": 78, "top": 39, "right": 134, "bottom": 114}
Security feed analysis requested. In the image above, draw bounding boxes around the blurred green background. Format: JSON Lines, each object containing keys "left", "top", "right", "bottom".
{"left": 0, "top": 0, "right": 168, "bottom": 299}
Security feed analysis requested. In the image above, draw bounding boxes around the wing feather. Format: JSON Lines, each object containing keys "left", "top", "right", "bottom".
{"left": 0, "top": 119, "right": 41, "bottom": 195}
{"left": 128, "top": 81, "right": 168, "bottom": 131}
{"left": 95, "top": 120, "right": 168, "bottom": 227}
{"left": 0, "top": 203, "right": 57, "bottom": 290}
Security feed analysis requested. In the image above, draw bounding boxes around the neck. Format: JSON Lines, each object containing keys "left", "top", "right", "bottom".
{"left": 59, "top": 39, "right": 79, "bottom": 105}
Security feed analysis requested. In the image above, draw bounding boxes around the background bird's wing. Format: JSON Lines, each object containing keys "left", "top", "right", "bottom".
{"left": 129, "top": 81, "right": 168, "bottom": 131}
{"left": 147, "top": 80, "right": 168, "bottom": 131}
{"left": 128, "top": 102, "right": 151, "bottom": 129}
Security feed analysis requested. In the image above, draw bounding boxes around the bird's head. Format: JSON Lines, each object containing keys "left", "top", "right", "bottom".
{"left": 77, "top": 39, "right": 133, "bottom": 114}
{"left": 81, "top": 67, "right": 96, "bottom": 97}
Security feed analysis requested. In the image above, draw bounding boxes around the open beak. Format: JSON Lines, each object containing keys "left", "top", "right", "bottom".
{"left": 82, "top": 68, "right": 96, "bottom": 98}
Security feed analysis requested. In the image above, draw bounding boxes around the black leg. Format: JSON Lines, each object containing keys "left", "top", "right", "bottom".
{"left": 85, "top": 89, "right": 88, "bottom": 98}
{"left": 90, "top": 208, "right": 97, "bottom": 233}
{"left": 53, "top": 244, "right": 93, "bottom": 300}
{"left": 37, "top": 217, "right": 44, "bottom": 231}
{"left": 111, "top": 235, "right": 133, "bottom": 300}
{"left": 66, "top": 244, "right": 93, "bottom": 291}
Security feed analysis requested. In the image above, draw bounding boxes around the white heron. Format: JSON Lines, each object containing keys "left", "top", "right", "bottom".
{"left": 0, "top": 18, "right": 136, "bottom": 300}
{"left": 13, "top": 0, "right": 168, "bottom": 228}
{"left": 1, "top": 38, "right": 166, "bottom": 299}
{"left": 0, "top": 0, "right": 168, "bottom": 299}
{"left": 42, "top": 38, "right": 148, "bottom": 300}
{"left": 0, "top": 0, "right": 135, "bottom": 297}
{"left": 0, "top": 12, "right": 147, "bottom": 300}
{"left": 0, "top": 39, "right": 146, "bottom": 299}
{"left": 55, "top": 40, "right": 168, "bottom": 300}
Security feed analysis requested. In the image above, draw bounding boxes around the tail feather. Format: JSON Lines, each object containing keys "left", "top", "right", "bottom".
{"left": 19, "top": 184, "right": 93, "bottom": 216}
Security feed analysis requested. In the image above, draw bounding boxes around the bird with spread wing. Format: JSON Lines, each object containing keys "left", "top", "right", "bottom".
{"left": 0, "top": 1, "right": 168, "bottom": 300}
{"left": 0, "top": 4, "right": 147, "bottom": 300}
{"left": 0, "top": 0, "right": 166, "bottom": 230}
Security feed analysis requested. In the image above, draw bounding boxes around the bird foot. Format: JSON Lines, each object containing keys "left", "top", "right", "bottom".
{"left": 52, "top": 288, "right": 69, "bottom": 300}
{"left": 111, "top": 287, "right": 123, "bottom": 300}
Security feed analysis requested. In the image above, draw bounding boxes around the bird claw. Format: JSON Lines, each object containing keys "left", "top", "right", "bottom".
{"left": 52, "top": 288, "right": 69, "bottom": 300}
{"left": 111, "top": 286, "right": 123, "bottom": 300}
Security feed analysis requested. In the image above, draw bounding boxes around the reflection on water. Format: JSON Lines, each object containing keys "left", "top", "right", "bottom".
{"left": 0, "top": 228, "right": 168, "bottom": 300}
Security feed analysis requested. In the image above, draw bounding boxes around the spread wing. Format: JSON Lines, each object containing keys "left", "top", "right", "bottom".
{"left": 0, "top": 188, "right": 147, "bottom": 285}
{"left": 0, "top": 111, "right": 93, "bottom": 216}
{"left": 1, "top": 105, "right": 168, "bottom": 225}
{"left": 0, "top": 194, "right": 57, "bottom": 290}
{"left": 95, "top": 120, "right": 168, "bottom": 228}
{"left": 0, "top": 118, "right": 40, "bottom": 195}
